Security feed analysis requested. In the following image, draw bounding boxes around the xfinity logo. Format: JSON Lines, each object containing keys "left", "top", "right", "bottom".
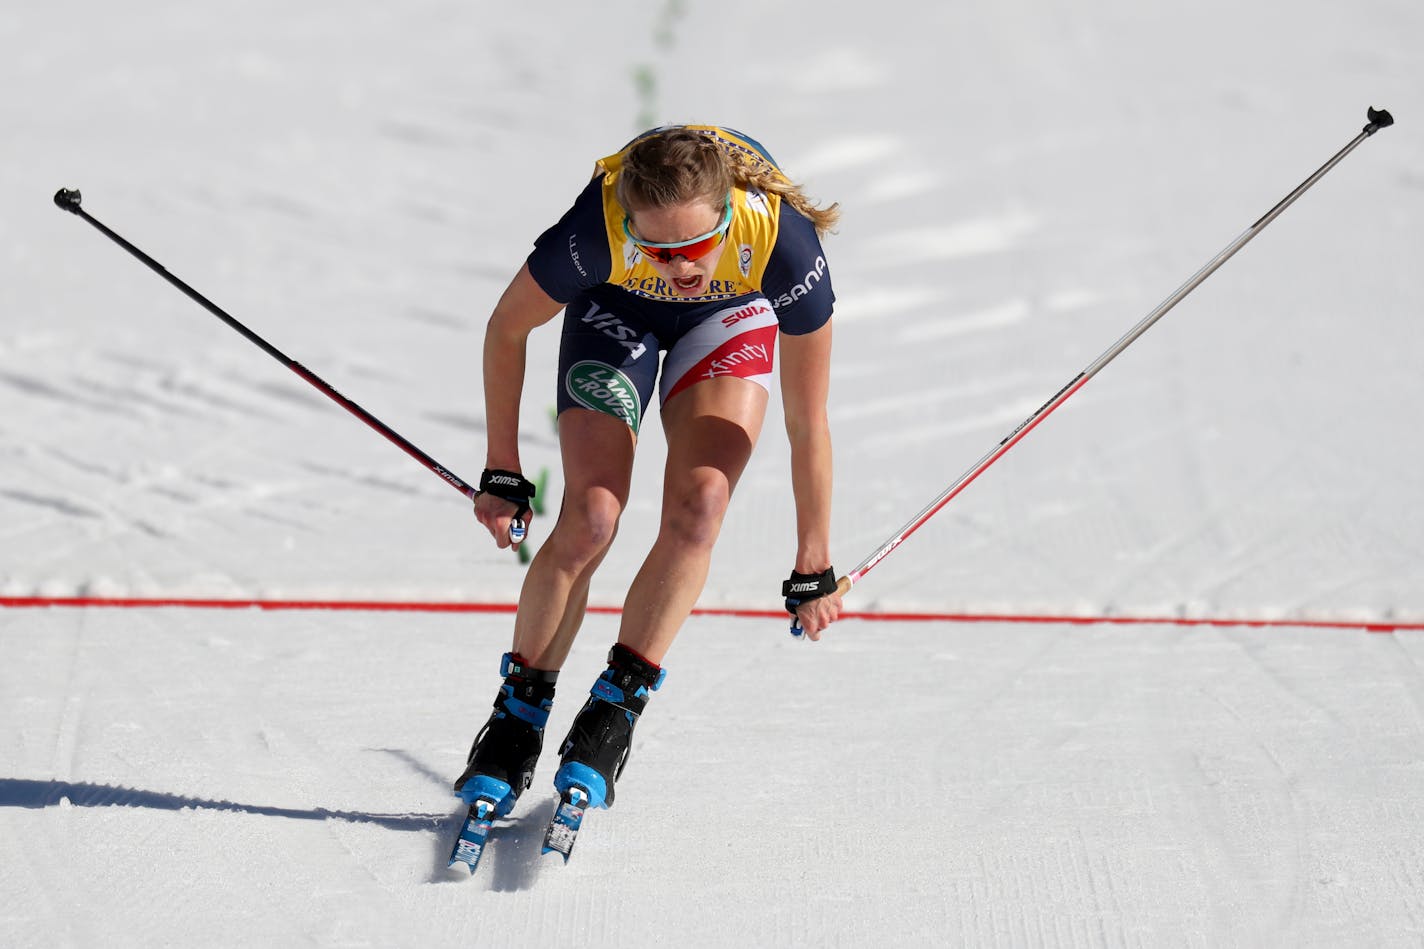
{"left": 772, "top": 256, "right": 827, "bottom": 308}
{"left": 703, "top": 342, "right": 769, "bottom": 380}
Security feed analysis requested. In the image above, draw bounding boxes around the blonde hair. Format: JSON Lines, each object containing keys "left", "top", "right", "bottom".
{"left": 615, "top": 128, "right": 840, "bottom": 238}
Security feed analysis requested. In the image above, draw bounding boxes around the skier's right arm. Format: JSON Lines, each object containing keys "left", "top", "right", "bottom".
{"left": 476, "top": 263, "right": 564, "bottom": 548}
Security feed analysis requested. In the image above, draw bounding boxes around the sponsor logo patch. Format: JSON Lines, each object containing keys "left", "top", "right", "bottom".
{"left": 721, "top": 301, "right": 771, "bottom": 327}
{"left": 580, "top": 301, "right": 648, "bottom": 359}
{"left": 566, "top": 361, "right": 642, "bottom": 432}
{"left": 702, "top": 340, "right": 771, "bottom": 381}
{"left": 568, "top": 235, "right": 588, "bottom": 278}
{"left": 772, "top": 255, "right": 828, "bottom": 309}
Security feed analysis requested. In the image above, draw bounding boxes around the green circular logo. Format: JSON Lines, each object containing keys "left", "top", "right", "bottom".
{"left": 566, "top": 361, "right": 642, "bottom": 432}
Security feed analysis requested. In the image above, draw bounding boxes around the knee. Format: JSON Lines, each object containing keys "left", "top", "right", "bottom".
{"left": 551, "top": 486, "right": 623, "bottom": 566}
{"left": 664, "top": 469, "right": 731, "bottom": 548}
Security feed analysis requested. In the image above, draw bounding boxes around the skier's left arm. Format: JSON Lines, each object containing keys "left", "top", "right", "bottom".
{"left": 779, "top": 320, "right": 842, "bottom": 640}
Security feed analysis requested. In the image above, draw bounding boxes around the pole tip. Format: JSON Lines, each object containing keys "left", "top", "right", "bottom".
{"left": 54, "top": 189, "right": 83, "bottom": 213}
{"left": 1365, "top": 107, "right": 1394, "bottom": 135}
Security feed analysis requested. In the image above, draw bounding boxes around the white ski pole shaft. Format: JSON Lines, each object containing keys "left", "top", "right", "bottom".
{"left": 842, "top": 107, "right": 1394, "bottom": 595}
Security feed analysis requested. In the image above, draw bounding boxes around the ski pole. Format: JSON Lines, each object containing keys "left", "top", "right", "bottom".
{"left": 794, "top": 106, "right": 1394, "bottom": 636}
{"left": 52, "top": 188, "right": 528, "bottom": 545}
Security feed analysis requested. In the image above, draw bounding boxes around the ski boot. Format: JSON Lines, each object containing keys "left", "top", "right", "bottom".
{"left": 452, "top": 652, "right": 558, "bottom": 816}
{"left": 552, "top": 643, "right": 666, "bottom": 810}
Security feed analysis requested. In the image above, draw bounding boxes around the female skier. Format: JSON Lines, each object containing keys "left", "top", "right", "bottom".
{"left": 455, "top": 125, "right": 843, "bottom": 821}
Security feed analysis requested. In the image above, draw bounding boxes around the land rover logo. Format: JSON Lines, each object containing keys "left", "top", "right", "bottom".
{"left": 566, "top": 361, "right": 642, "bottom": 432}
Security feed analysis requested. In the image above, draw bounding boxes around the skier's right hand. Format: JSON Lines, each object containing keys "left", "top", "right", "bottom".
{"left": 473, "top": 492, "right": 532, "bottom": 549}
{"left": 473, "top": 468, "right": 536, "bottom": 549}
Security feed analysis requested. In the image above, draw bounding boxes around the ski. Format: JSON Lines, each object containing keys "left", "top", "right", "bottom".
{"left": 447, "top": 798, "right": 498, "bottom": 874}
{"left": 541, "top": 786, "right": 589, "bottom": 862}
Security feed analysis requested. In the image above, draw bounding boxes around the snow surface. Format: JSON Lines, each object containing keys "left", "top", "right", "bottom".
{"left": 3, "top": 0, "right": 1424, "bottom": 945}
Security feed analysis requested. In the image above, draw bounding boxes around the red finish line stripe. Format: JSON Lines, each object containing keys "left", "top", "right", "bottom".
{"left": 0, "top": 596, "right": 1415, "bottom": 632}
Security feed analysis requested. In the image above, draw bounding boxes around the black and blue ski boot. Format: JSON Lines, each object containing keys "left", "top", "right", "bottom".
{"left": 453, "top": 652, "right": 558, "bottom": 816}
{"left": 553, "top": 643, "right": 666, "bottom": 810}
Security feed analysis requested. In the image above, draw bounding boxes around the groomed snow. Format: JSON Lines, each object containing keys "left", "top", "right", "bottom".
{"left": 3, "top": 0, "right": 1423, "bottom": 945}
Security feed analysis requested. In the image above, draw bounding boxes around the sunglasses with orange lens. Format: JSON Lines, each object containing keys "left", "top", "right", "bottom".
{"left": 624, "top": 197, "right": 733, "bottom": 264}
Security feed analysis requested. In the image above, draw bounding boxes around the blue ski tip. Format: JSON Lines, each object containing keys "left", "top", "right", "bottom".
{"left": 542, "top": 787, "right": 589, "bottom": 862}
{"left": 447, "top": 798, "right": 498, "bottom": 874}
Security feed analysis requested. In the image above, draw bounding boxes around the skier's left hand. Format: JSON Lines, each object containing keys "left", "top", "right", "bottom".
{"left": 783, "top": 567, "right": 843, "bottom": 641}
{"left": 793, "top": 590, "right": 842, "bottom": 641}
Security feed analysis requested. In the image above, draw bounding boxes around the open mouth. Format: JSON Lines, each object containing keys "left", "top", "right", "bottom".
{"left": 672, "top": 275, "right": 703, "bottom": 293}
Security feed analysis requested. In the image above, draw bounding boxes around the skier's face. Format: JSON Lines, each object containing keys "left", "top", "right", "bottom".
{"left": 625, "top": 196, "right": 731, "bottom": 297}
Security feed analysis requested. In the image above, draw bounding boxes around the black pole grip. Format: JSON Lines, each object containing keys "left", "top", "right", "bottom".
{"left": 54, "top": 189, "right": 83, "bottom": 213}
{"left": 1365, "top": 107, "right": 1394, "bottom": 135}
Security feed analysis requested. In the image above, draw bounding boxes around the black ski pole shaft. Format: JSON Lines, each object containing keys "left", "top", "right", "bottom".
{"left": 840, "top": 106, "right": 1394, "bottom": 597}
{"left": 53, "top": 188, "right": 479, "bottom": 504}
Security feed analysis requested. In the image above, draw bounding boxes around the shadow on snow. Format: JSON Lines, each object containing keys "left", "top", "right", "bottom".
{"left": 0, "top": 777, "right": 443, "bottom": 832}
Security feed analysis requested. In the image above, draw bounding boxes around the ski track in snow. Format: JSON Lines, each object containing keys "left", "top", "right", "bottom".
{"left": 4, "top": 0, "right": 1424, "bottom": 944}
